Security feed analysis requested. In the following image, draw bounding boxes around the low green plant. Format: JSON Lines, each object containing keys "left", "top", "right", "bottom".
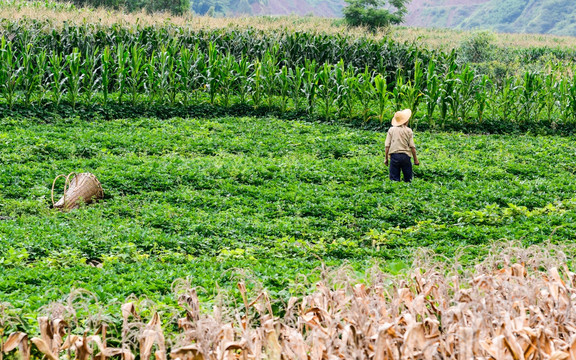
{"left": 1, "top": 116, "right": 576, "bottom": 320}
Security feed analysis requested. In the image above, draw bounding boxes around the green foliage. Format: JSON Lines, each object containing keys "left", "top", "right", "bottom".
{"left": 3, "top": 5, "right": 576, "bottom": 337}
{"left": 0, "top": 20, "right": 424, "bottom": 77}
{"left": 343, "top": 0, "right": 408, "bottom": 31}
{"left": 2, "top": 115, "right": 576, "bottom": 322}
{"left": 0, "top": 247, "right": 29, "bottom": 268}
{"left": 4, "top": 20, "right": 576, "bottom": 133}
{"left": 457, "top": 31, "right": 497, "bottom": 64}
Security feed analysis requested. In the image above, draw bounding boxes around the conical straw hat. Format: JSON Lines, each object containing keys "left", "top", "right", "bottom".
{"left": 391, "top": 109, "right": 412, "bottom": 127}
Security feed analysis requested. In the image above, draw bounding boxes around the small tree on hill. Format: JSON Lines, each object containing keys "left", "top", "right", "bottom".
{"left": 343, "top": 0, "right": 410, "bottom": 31}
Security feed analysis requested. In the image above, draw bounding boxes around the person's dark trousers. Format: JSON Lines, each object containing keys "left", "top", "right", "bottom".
{"left": 389, "top": 153, "right": 413, "bottom": 182}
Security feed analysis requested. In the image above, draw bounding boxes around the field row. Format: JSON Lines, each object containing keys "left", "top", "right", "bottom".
{"left": 3, "top": 38, "right": 576, "bottom": 132}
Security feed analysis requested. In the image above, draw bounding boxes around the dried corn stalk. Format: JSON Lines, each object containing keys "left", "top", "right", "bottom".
{"left": 5, "top": 247, "right": 576, "bottom": 360}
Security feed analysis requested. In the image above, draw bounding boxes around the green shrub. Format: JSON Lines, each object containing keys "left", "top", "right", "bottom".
{"left": 458, "top": 31, "right": 497, "bottom": 63}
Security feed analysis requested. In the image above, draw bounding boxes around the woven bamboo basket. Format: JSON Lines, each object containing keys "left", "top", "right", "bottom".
{"left": 51, "top": 172, "right": 104, "bottom": 211}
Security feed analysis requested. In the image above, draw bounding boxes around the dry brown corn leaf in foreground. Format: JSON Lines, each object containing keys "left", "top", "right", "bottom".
{"left": 4, "top": 245, "right": 576, "bottom": 359}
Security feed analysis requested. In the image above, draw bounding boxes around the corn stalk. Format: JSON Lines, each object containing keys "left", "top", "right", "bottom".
{"left": 65, "top": 48, "right": 83, "bottom": 110}
{"left": 357, "top": 66, "right": 375, "bottom": 122}
{"left": 302, "top": 59, "right": 318, "bottom": 115}
{"left": 317, "top": 62, "right": 336, "bottom": 121}
{"left": 373, "top": 73, "right": 390, "bottom": 123}
{"left": 0, "top": 39, "right": 22, "bottom": 109}
{"left": 48, "top": 52, "right": 66, "bottom": 106}
{"left": 127, "top": 45, "right": 145, "bottom": 105}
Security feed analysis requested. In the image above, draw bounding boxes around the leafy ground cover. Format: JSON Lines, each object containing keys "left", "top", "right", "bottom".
{"left": 1, "top": 115, "right": 576, "bottom": 330}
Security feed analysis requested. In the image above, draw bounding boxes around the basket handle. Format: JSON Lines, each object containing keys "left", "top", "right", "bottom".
{"left": 51, "top": 172, "right": 76, "bottom": 207}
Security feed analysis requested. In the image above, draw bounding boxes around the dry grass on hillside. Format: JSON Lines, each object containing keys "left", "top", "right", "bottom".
{"left": 3, "top": 242, "right": 576, "bottom": 359}
{"left": 4, "top": 0, "right": 576, "bottom": 51}
{"left": 0, "top": 0, "right": 366, "bottom": 36}
{"left": 390, "top": 26, "right": 576, "bottom": 51}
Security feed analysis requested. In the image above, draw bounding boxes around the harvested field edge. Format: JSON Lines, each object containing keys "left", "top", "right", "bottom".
{"left": 2, "top": 242, "right": 576, "bottom": 359}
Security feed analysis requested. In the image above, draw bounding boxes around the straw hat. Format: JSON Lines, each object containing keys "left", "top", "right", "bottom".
{"left": 391, "top": 109, "right": 412, "bottom": 127}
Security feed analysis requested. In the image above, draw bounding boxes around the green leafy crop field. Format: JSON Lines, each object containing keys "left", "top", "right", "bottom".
{"left": 1, "top": 115, "right": 576, "bottom": 326}
{"left": 4, "top": 1, "right": 576, "bottom": 354}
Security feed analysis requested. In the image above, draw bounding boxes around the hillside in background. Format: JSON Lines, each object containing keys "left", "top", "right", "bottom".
{"left": 189, "top": 0, "right": 345, "bottom": 17}
{"left": 404, "top": 0, "right": 576, "bottom": 36}
{"left": 403, "top": 0, "right": 490, "bottom": 28}
{"left": 249, "top": 0, "right": 344, "bottom": 17}
{"left": 241, "top": 0, "right": 576, "bottom": 36}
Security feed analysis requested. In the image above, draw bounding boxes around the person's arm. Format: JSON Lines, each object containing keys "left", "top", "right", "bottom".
{"left": 385, "top": 146, "right": 390, "bottom": 166}
{"left": 384, "top": 129, "right": 392, "bottom": 166}
{"left": 411, "top": 147, "right": 419, "bottom": 165}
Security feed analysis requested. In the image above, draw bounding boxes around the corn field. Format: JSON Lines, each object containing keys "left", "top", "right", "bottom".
{"left": 2, "top": 244, "right": 576, "bottom": 359}
{"left": 2, "top": 22, "right": 576, "bottom": 129}
{"left": 0, "top": 20, "right": 421, "bottom": 78}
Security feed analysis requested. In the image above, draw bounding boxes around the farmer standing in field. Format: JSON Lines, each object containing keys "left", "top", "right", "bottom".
{"left": 384, "top": 109, "right": 420, "bottom": 182}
